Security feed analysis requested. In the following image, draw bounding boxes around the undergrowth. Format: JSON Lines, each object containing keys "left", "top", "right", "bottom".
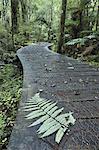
{"left": 0, "top": 64, "right": 22, "bottom": 150}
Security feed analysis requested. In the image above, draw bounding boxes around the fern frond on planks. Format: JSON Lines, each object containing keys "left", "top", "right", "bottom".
{"left": 22, "top": 93, "right": 76, "bottom": 144}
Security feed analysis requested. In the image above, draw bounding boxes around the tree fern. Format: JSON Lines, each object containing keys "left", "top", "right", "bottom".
{"left": 22, "top": 93, "right": 76, "bottom": 144}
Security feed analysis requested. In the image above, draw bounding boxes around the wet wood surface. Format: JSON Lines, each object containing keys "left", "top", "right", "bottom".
{"left": 8, "top": 43, "right": 99, "bottom": 150}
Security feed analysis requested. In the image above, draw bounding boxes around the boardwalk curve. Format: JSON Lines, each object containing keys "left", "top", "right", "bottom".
{"left": 8, "top": 43, "right": 99, "bottom": 150}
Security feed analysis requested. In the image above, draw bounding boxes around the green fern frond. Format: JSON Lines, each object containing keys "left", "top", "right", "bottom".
{"left": 22, "top": 93, "right": 76, "bottom": 144}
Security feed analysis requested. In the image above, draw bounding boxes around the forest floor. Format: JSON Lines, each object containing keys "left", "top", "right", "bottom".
{"left": 0, "top": 35, "right": 23, "bottom": 149}
{"left": 0, "top": 35, "right": 99, "bottom": 149}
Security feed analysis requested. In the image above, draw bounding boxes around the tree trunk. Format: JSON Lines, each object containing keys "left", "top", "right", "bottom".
{"left": 48, "top": 0, "right": 53, "bottom": 42}
{"left": 11, "top": 0, "right": 19, "bottom": 49}
{"left": 96, "top": 5, "right": 99, "bottom": 31}
{"left": 20, "top": 0, "right": 27, "bottom": 23}
{"left": 2, "top": 0, "right": 6, "bottom": 23}
{"left": 11, "top": 0, "right": 19, "bottom": 33}
{"left": 57, "top": 0, "right": 67, "bottom": 53}
{"left": 2, "top": 0, "right": 9, "bottom": 24}
{"left": 79, "top": 10, "right": 83, "bottom": 31}
{"left": 86, "top": 5, "right": 90, "bottom": 30}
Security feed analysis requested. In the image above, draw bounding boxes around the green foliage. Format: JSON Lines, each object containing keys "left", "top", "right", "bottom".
{"left": 84, "top": 35, "right": 96, "bottom": 39}
{"left": 0, "top": 114, "right": 5, "bottom": 138}
{"left": 65, "top": 38, "right": 87, "bottom": 46}
{"left": 0, "top": 25, "right": 15, "bottom": 64}
{"left": 80, "top": 0, "right": 91, "bottom": 9}
{"left": 84, "top": 55, "right": 99, "bottom": 67}
{"left": 94, "top": 31, "right": 99, "bottom": 36}
{"left": 0, "top": 23, "right": 8, "bottom": 35}
{"left": 65, "top": 19, "right": 79, "bottom": 26}
{"left": 80, "top": 30, "right": 93, "bottom": 37}
{"left": 23, "top": 93, "right": 76, "bottom": 144}
{"left": 0, "top": 64, "right": 22, "bottom": 148}
{"left": 0, "top": 65, "right": 22, "bottom": 105}
{"left": 65, "top": 33, "right": 97, "bottom": 46}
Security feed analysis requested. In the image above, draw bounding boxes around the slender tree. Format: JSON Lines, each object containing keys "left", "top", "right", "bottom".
{"left": 11, "top": 0, "right": 19, "bottom": 33}
{"left": 20, "top": 0, "right": 27, "bottom": 23}
{"left": 2, "top": 0, "right": 6, "bottom": 23}
{"left": 48, "top": 0, "right": 53, "bottom": 42}
{"left": 11, "top": 0, "right": 19, "bottom": 48}
{"left": 57, "top": 0, "right": 67, "bottom": 53}
{"left": 96, "top": 5, "right": 99, "bottom": 31}
{"left": 2, "top": 0, "right": 9, "bottom": 24}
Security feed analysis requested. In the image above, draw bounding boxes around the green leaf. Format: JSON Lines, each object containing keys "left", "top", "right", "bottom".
{"left": 56, "top": 114, "right": 69, "bottom": 125}
{"left": 48, "top": 106, "right": 58, "bottom": 115}
{"left": 22, "top": 104, "right": 38, "bottom": 109}
{"left": 41, "top": 101, "right": 54, "bottom": 109}
{"left": 38, "top": 108, "right": 64, "bottom": 131}
{"left": 55, "top": 127, "right": 67, "bottom": 144}
{"left": 28, "top": 114, "right": 49, "bottom": 127}
{"left": 40, "top": 123, "right": 61, "bottom": 138}
{"left": 23, "top": 106, "right": 40, "bottom": 112}
{"left": 26, "top": 110, "right": 43, "bottom": 117}
{"left": 52, "top": 108, "right": 64, "bottom": 117}
{"left": 37, "top": 117, "right": 54, "bottom": 132}
{"left": 26, "top": 111, "right": 45, "bottom": 119}
{"left": 44, "top": 103, "right": 57, "bottom": 112}
{"left": 39, "top": 100, "right": 51, "bottom": 107}
{"left": 67, "top": 112, "right": 76, "bottom": 125}
{"left": 38, "top": 120, "right": 57, "bottom": 134}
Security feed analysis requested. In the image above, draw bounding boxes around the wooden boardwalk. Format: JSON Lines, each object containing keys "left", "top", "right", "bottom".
{"left": 8, "top": 43, "right": 99, "bottom": 150}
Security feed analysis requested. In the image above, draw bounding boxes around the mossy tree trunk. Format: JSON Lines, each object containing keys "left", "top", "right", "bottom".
{"left": 11, "top": 0, "right": 19, "bottom": 48}
{"left": 57, "top": 0, "right": 67, "bottom": 53}
{"left": 11, "top": 0, "right": 19, "bottom": 33}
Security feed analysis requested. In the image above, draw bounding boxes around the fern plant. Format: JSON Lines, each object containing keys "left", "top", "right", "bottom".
{"left": 66, "top": 38, "right": 87, "bottom": 46}
{"left": 22, "top": 93, "right": 76, "bottom": 144}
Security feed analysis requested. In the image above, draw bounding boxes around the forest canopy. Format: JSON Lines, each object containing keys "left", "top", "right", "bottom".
{"left": 0, "top": 0, "right": 98, "bottom": 51}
